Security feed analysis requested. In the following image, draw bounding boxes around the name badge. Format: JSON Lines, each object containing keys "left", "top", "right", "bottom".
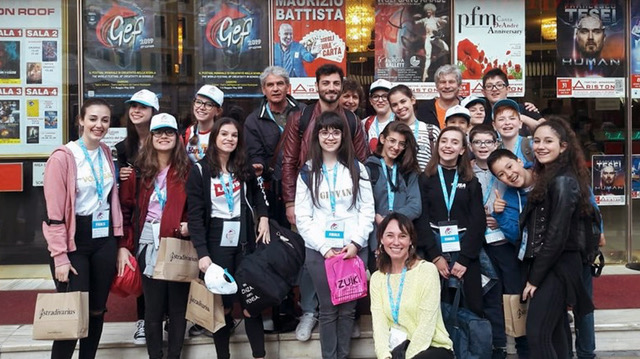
{"left": 438, "top": 221, "right": 460, "bottom": 253}
{"left": 220, "top": 220, "right": 241, "bottom": 247}
{"left": 485, "top": 228, "right": 505, "bottom": 244}
{"left": 152, "top": 222, "right": 161, "bottom": 250}
{"left": 294, "top": 51, "right": 300, "bottom": 59}
{"left": 389, "top": 326, "right": 408, "bottom": 351}
{"left": 324, "top": 220, "right": 345, "bottom": 248}
{"left": 92, "top": 209, "right": 110, "bottom": 239}
{"left": 518, "top": 228, "right": 528, "bottom": 261}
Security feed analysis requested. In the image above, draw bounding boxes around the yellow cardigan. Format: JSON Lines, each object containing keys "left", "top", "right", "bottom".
{"left": 370, "top": 260, "right": 453, "bottom": 359}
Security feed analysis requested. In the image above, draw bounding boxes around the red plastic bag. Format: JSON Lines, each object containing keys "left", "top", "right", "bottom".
{"left": 324, "top": 254, "right": 368, "bottom": 305}
{"left": 111, "top": 255, "right": 143, "bottom": 297}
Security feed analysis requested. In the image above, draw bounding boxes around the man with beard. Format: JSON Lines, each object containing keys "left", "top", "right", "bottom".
{"left": 576, "top": 15, "right": 605, "bottom": 59}
{"left": 597, "top": 164, "right": 623, "bottom": 195}
{"left": 280, "top": 64, "right": 368, "bottom": 342}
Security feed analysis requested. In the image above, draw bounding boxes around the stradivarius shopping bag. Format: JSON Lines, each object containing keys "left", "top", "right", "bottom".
{"left": 32, "top": 291, "right": 89, "bottom": 340}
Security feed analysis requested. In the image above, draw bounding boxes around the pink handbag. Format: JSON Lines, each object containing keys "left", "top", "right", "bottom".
{"left": 324, "top": 253, "right": 368, "bottom": 305}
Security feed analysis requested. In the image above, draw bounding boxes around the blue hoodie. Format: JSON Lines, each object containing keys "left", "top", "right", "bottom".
{"left": 492, "top": 186, "right": 529, "bottom": 244}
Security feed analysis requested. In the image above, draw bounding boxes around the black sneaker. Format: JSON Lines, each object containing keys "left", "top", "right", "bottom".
{"left": 492, "top": 347, "right": 507, "bottom": 359}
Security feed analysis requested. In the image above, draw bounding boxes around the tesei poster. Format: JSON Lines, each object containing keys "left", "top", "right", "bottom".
{"left": 556, "top": 0, "right": 625, "bottom": 98}
{"left": 592, "top": 154, "right": 625, "bottom": 206}
{"left": 273, "top": 0, "right": 346, "bottom": 99}
{"left": 375, "top": 0, "right": 451, "bottom": 99}
{"left": 197, "top": 0, "right": 268, "bottom": 97}
{"left": 631, "top": 1, "right": 640, "bottom": 98}
{"left": 454, "top": 1, "right": 525, "bottom": 97}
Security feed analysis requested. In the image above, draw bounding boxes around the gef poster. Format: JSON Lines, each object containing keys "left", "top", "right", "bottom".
{"left": 273, "top": 0, "right": 347, "bottom": 99}
{"left": 375, "top": 0, "right": 451, "bottom": 99}
{"left": 197, "top": 0, "right": 268, "bottom": 97}
{"left": 556, "top": 0, "right": 625, "bottom": 98}
{"left": 454, "top": 0, "right": 525, "bottom": 97}
{"left": 592, "top": 154, "right": 625, "bottom": 206}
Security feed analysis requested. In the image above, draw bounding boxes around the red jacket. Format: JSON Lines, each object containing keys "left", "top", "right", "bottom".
{"left": 119, "top": 166, "right": 189, "bottom": 252}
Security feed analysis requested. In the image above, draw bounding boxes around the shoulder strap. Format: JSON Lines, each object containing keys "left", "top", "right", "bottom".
{"left": 298, "top": 106, "right": 314, "bottom": 139}
{"left": 299, "top": 163, "right": 312, "bottom": 190}
{"left": 345, "top": 110, "right": 357, "bottom": 138}
{"left": 364, "top": 116, "right": 375, "bottom": 133}
{"left": 364, "top": 161, "right": 379, "bottom": 188}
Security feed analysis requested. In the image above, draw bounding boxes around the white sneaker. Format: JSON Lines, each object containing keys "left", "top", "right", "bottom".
{"left": 295, "top": 313, "right": 317, "bottom": 341}
{"left": 133, "top": 320, "right": 146, "bottom": 345}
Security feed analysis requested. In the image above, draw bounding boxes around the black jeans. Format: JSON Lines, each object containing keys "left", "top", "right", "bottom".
{"left": 139, "top": 249, "right": 190, "bottom": 359}
{"left": 50, "top": 215, "right": 117, "bottom": 359}
{"left": 207, "top": 219, "right": 265, "bottom": 359}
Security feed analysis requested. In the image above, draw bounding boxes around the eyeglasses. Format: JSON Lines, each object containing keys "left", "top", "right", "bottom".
{"left": 471, "top": 139, "right": 497, "bottom": 147}
{"left": 152, "top": 129, "right": 177, "bottom": 138}
{"left": 370, "top": 94, "right": 388, "bottom": 102}
{"left": 386, "top": 137, "right": 407, "bottom": 149}
{"left": 319, "top": 129, "right": 342, "bottom": 139}
{"left": 483, "top": 83, "right": 507, "bottom": 91}
{"left": 193, "top": 99, "right": 216, "bottom": 110}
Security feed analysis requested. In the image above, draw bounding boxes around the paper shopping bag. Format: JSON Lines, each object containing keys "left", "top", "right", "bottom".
{"left": 153, "top": 237, "right": 199, "bottom": 282}
{"left": 503, "top": 294, "right": 528, "bottom": 337}
{"left": 185, "top": 279, "right": 225, "bottom": 333}
{"left": 32, "top": 291, "right": 89, "bottom": 340}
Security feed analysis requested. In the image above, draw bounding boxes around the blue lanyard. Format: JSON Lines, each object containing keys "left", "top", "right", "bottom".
{"left": 437, "top": 165, "right": 459, "bottom": 221}
{"left": 265, "top": 104, "right": 284, "bottom": 133}
{"left": 411, "top": 119, "right": 419, "bottom": 139}
{"left": 220, "top": 172, "right": 235, "bottom": 215}
{"left": 379, "top": 158, "right": 397, "bottom": 212}
{"left": 321, "top": 163, "right": 338, "bottom": 216}
{"left": 374, "top": 113, "right": 394, "bottom": 138}
{"left": 154, "top": 176, "right": 167, "bottom": 210}
{"left": 483, "top": 176, "right": 496, "bottom": 205}
{"left": 387, "top": 266, "right": 407, "bottom": 325}
{"left": 78, "top": 139, "right": 105, "bottom": 204}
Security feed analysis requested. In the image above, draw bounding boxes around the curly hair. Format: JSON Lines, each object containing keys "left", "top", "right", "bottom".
{"left": 375, "top": 121, "right": 420, "bottom": 175}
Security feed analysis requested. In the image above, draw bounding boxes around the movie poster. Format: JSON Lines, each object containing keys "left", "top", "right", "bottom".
{"left": 592, "top": 154, "right": 625, "bottom": 206}
{"left": 197, "top": 0, "right": 268, "bottom": 97}
{"left": 632, "top": 155, "right": 640, "bottom": 199}
{"left": 273, "top": 0, "right": 347, "bottom": 99}
{"left": 375, "top": 0, "right": 451, "bottom": 99}
{"left": 631, "top": 1, "right": 640, "bottom": 98}
{"left": 556, "top": 0, "right": 625, "bottom": 98}
{"left": 83, "top": 0, "right": 161, "bottom": 99}
{"left": 454, "top": 0, "right": 525, "bottom": 97}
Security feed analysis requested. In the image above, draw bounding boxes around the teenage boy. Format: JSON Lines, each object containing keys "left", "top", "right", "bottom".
{"left": 461, "top": 95, "right": 488, "bottom": 130}
{"left": 444, "top": 104, "right": 471, "bottom": 133}
{"left": 492, "top": 99, "right": 534, "bottom": 169}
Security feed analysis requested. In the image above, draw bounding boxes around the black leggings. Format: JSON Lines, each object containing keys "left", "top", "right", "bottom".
{"left": 49, "top": 215, "right": 117, "bottom": 359}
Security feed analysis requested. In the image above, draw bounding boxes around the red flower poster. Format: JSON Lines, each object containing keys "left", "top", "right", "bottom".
{"left": 454, "top": 0, "right": 525, "bottom": 97}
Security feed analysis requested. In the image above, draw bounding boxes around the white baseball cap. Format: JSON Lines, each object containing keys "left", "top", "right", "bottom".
{"left": 196, "top": 85, "right": 224, "bottom": 107}
{"left": 369, "top": 79, "right": 393, "bottom": 94}
{"left": 204, "top": 263, "right": 238, "bottom": 295}
{"left": 445, "top": 105, "right": 471, "bottom": 122}
{"left": 460, "top": 96, "right": 486, "bottom": 109}
{"left": 125, "top": 89, "right": 159, "bottom": 111}
{"left": 149, "top": 113, "right": 178, "bottom": 132}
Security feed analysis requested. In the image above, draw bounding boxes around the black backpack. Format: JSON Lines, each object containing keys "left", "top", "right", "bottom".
{"left": 298, "top": 105, "right": 358, "bottom": 139}
{"left": 581, "top": 208, "right": 605, "bottom": 277}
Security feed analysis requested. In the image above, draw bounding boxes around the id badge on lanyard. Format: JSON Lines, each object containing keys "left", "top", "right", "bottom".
{"left": 220, "top": 220, "right": 241, "bottom": 247}
{"left": 485, "top": 228, "right": 505, "bottom": 244}
{"left": 92, "top": 208, "right": 110, "bottom": 239}
{"left": 518, "top": 228, "right": 528, "bottom": 260}
{"left": 324, "top": 219, "right": 345, "bottom": 248}
{"left": 389, "top": 326, "right": 408, "bottom": 350}
{"left": 438, "top": 220, "right": 460, "bottom": 252}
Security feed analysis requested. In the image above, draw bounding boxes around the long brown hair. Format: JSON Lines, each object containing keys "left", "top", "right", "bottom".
{"left": 424, "top": 126, "right": 474, "bottom": 181}
{"left": 376, "top": 212, "right": 420, "bottom": 274}
{"left": 135, "top": 129, "right": 190, "bottom": 186}
{"left": 204, "top": 117, "right": 251, "bottom": 182}
{"left": 529, "top": 116, "right": 593, "bottom": 216}
{"left": 375, "top": 121, "right": 420, "bottom": 175}
{"left": 306, "top": 111, "right": 361, "bottom": 209}
{"left": 123, "top": 103, "right": 156, "bottom": 162}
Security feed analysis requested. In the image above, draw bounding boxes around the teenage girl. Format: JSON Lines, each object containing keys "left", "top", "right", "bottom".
{"left": 185, "top": 85, "right": 224, "bottom": 163}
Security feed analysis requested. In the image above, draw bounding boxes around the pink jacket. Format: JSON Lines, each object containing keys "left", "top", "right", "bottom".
{"left": 42, "top": 142, "right": 124, "bottom": 267}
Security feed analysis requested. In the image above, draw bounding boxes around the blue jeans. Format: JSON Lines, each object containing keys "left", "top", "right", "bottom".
{"left": 573, "top": 265, "right": 595, "bottom": 359}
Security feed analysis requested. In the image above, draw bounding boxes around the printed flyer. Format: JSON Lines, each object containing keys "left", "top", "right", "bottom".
{"left": 556, "top": 0, "right": 625, "bottom": 98}
{"left": 592, "top": 154, "right": 625, "bottom": 206}
{"left": 454, "top": 0, "right": 525, "bottom": 97}
{"left": 273, "top": 0, "right": 347, "bottom": 99}
{"left": 374, "top": 0, "right": 450, "bottom": 99}
{"left": 0, "top": 0, "right": 64, "bottom": 157}
{"left": 197, "top": 0, "right": 268, "bottom": 97}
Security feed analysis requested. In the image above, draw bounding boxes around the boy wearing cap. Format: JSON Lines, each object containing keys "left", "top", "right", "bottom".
{"left": 444, "top": 104, "right": 471, "bottom": 133}
{"left": 461, "top": 95, "right": 488, "bottom": 129}
{"left": 185, "top": 85, "right": 224, "bottom": 163}
{"left": 492, "top": 99, "right": 534, "bottom": 169}
{"left": 362, "top": 79, "right": 394, "bottom": 152}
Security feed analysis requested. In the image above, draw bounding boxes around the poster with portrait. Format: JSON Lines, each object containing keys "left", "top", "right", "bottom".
{"left": 556, "top": 0, "right": 625, "bottom": 98}
{"left": 592, "top": 154, "right": 625, "bottom": 206}
{"left": 631, "top": 1, "right": 640, "bottom": 98}
{"left": 632, "top": 155, "right": 640, "bottom": 199}
{"left": 454, "top": 0, "right": 525, "bottom": 97}
{"left": 374, "top": 0, "right": 451, "bottom": 99}
{"left": 83, "top": 0, "right": 161, "bottom": 100}
{"left": 197, "top": 0, "right": 268, "bottom": 97}
{"left": 273, "top": 0, "right": 347, "bottom": 99}
{"left": 0, "top": 0, "right": 64, "bottom": 157}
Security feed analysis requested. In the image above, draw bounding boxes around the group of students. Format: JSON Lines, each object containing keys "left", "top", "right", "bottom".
{"left": 42, "top": 63, "right": 599, "bottom": 359}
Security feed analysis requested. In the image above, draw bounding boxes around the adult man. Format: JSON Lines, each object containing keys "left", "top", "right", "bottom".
{"left": 597, "top": 165, "right": 623, "bottom": 195}
{"left": 416, "top": 64, "right": 461, "bottom": 129}
{"left": 244, "top": 66, "right": 304, "bottom": 226}
{"left": 575, "top": 15, "right": 605, "bottom": 59}
{"left": 274, "top": 23, "right": 318, "bottom": 77}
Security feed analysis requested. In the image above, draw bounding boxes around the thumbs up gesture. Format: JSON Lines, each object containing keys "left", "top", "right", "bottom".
{"left": 493, "top": 189, "right": 506, "bottom": 214}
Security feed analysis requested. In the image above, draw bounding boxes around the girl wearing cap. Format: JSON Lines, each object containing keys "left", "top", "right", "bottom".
{"left": 388, "top": 85, "right": 440, "bottom": 171}
{"left": 118, "top": 113, "right": 191, "bottom": 359}
{"left": 461, "top": 96, "right": 488, "bottom": 129}
{"left": 43, "top": 98, "right": 123, "bottom": 358}
{"left": 185, "top": 85, "right": 224, "bottom": 163}
{"left": 187, "top": 117, "right": 270, "bottom": 359}
{"left": 362, "top": 79, "right": 394, "bottom": 153}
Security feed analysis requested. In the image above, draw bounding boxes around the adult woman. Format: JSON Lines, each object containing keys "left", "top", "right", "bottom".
{"left": 339, "top": 78, "right": 365, "bottom": 118}
{"left": 415, "top": 127, "right": 486, "bottom": 317}
{"left": 295, "top": 111, "right": 375, "bottom": 359}
{"left": 186, "top": 117, "right": 270, "bottom": 359}
{"left": 42, "top": 98, "right": 123, "bottom": 359}
{"left": 364, "top": 121, "right": 421, "bottom": 270}
{"left": 370, "top": 213, "right": 453, "bottom": 359}
{"left": 388, "top": 85, "right": 440, "bottom": 171}
{"left": 185, "top": 85, "right": 224, "bottom": 163}
{"left": 520, "top": 118, "right": 594, "bottom": 358}
{"left": 118, "top": 113, "right": 191, "bottom": 359}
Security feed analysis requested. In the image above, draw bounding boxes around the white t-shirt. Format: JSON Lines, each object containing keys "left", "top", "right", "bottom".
{"left": 414, "top": 121, "right": 440, "bottom": 171}
{"left": 66, "top": 141, "right": 114, "bottom": 216}
{"left": 186, "top": 125, "right": 210, "bottom": 163}
{"left": 210, "top": 174, "right": 241, "bottom": 219}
